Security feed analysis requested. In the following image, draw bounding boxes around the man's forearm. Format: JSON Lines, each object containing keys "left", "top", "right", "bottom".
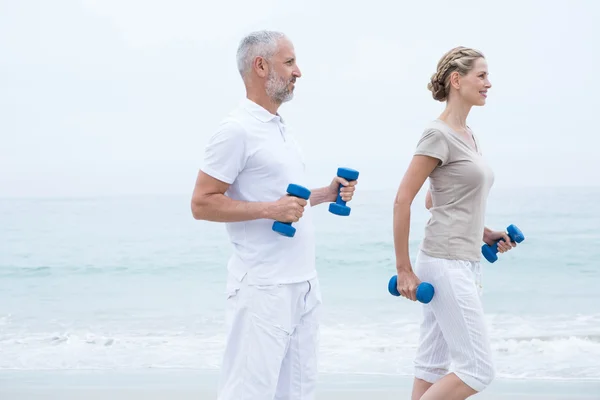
{"left": 192, "top": 193, "right": 272, "bottom": 222}
{"left": 309, "top": 186, "right": 335, "bottom": 207}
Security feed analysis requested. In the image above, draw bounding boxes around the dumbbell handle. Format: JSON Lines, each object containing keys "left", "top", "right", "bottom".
{"left": 328, "top": 167, "right": 358, "bottom": 217}
{"left": 482, "top": 239, "right": 508, "bottom": 263}
{"left": 488, "top": 240, "right": 504, "bottom": 253}
{"left": 334, "top": 185, "right": 346, "bottom": 207}
{"left": 272, "top": 184, "right": 311, "bottom": 238}
{"left": 481, "top": 224, "right": 525, "bottom": 263}
{"left": 388, "top": 275, "right": 435, "bottom": 304}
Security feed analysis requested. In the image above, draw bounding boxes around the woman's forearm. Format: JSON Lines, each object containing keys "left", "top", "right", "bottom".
{"left": 483, "top": 226, "right": 492, "bottom": 241}
{"left": 393, "top": 200, "right": 413, "bottom": 274}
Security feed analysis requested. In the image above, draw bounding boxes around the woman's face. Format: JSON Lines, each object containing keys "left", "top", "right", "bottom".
{"left": 455, "top": 57, "right": 492, "bottom": 106}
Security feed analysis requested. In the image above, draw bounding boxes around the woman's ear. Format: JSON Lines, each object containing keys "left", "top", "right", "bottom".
{"left": 449, "top": 71, "right": 460, "bottom": 90}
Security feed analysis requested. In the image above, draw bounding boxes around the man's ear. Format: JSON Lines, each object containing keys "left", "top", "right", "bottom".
{"left": 253, "top": 56, "right": 268, "bottom": 78}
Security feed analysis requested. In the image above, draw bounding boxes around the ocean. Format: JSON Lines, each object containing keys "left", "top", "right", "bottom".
{"left": 1, "top": 186, "right": 600, "bottom": 386}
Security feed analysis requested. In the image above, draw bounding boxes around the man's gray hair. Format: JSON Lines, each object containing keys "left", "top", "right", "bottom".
{"left": 236, "top": 30, "right": 286, "bottom": 78}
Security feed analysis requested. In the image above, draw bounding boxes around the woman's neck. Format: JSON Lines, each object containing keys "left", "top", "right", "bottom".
{"left": 438, "top": 97, "right": 472, "bottom": 132}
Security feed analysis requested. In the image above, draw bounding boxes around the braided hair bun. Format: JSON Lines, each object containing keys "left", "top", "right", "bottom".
{"left": 427, "top": 46, "right": 485, "bottom": 102}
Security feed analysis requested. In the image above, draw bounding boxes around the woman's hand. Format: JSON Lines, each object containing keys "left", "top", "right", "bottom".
{"left": 395, "top": 264, "right": 422, "bottom": 301}
{"left": 484, "top": 229, "right": 516, "bottom": 253}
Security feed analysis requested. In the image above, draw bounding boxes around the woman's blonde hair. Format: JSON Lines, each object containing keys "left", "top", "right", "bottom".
{"left": 427, "top": 46, "right": 485, "bottom": 102}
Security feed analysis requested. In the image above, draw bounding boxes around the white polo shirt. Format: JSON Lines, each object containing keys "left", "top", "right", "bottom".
{"left": 201, "top": 98, "right": 317, "bottom": 285}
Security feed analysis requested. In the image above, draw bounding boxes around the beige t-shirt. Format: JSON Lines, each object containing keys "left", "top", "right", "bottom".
{"left": 415, "top": 119, "right": 495, "bottom": 261}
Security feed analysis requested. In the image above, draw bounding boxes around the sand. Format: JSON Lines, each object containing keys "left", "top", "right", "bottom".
{"left": 1, "top": 370, "right": 598, "bottom": 400}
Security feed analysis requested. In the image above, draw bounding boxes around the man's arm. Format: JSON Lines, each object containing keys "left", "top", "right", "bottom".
{"left": 309, "top": 177, "right": 357, "bottom": 207}
{"left": 191, "top": 171, "right": 307, "bottom": 223}
{"left": 308, "top": 186, "right": 336, "bottom": 207}
{"left": 191, "top": 171, "right": 271, "bottom": 222}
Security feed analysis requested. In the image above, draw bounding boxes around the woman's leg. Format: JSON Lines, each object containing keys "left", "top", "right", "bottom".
{"left": 412, "top": 252, "right": 451, "bottom": 400}
{"left": 419, "top": 373, "right": 476, "bottom": 400}
{"left": 418, "top": 258, "right": 495, "bottom": 400}
{"left": 411, "top": 378, "right": 433, "bottom": 400}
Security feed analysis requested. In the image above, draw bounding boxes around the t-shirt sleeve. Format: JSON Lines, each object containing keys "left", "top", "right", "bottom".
{"left": 414, "top": 129, "right": 450, "bottom": 166}
{"left": 200, "top": 120, "right": 247, "bottom": 184}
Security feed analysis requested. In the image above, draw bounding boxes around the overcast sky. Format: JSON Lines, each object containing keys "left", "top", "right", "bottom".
{"left": 1, "top": 0, "right": 598, "bottom": 198}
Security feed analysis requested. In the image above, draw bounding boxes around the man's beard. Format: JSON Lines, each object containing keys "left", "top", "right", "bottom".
{"left": 266, "top": 70, "right": 294, "bottom": 104}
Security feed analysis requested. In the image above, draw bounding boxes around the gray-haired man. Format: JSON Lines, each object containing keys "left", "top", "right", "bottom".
{"left": 191, "top": 31, "right": 358, "bottom": 399}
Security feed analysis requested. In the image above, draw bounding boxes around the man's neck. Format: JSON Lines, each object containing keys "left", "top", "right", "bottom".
{"left": 247, "top": 92, "right": 280, "bottom": 115}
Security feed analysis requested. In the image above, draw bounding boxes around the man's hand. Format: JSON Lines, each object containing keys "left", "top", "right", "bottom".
{"left": 268, "top": 195, "right": 308, "bottom": 223}
{"left": 308, "top": 176, "right": 359, "bottom": 207}
{"left": 483, "top": 229, "right": 516, "bottom": 253}
{"left": 327, "top": 176, "right": 358, "bottom": 203}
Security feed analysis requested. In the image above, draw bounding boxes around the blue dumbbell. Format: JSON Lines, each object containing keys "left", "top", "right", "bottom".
{"left": 329, "top": 167, "right": 360, "bottom": 216}
{"left": 481, "top": 224, "right": 525, "bottom": 263}
{"left": 272, "top": 183, "right": 311, "bottom": 238}
{"left": 388, "top": 275, "right": 435, "bottom": 304}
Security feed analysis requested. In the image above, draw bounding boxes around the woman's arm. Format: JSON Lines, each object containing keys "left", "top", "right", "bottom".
{"left": 393, "top": 155, "right": 439, "bottom": 300}
{"left": 483, "top": 227, "right": 516, "bottom": 253}
{"left": 425, "top": 188, "right": 432, "bottom": 210}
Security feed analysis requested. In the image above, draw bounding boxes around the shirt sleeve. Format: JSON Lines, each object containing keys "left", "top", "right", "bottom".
{"left": 414, "top": 129, "right": 450, "bottom": 166}
{"left": 200, "top": 120, "right": 247, "bottom": 184}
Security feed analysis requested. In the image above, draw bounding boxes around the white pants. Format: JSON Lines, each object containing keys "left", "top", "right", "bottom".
{"left": 413, "top": 251, "right": 495, "bottom": 392}
{"left": 217, "top": 273, "right": 322, "bottom": 400}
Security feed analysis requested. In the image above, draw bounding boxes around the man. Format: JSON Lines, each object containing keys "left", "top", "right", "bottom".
{"left": 191, "top": 30, "right": 358, "bottom": 400}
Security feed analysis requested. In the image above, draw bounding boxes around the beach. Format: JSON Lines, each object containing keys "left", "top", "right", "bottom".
{"left": 1, "top": 370, "right": 599, "bottom": 399}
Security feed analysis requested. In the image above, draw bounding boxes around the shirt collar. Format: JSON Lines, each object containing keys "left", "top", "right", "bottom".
{"left": 241, "top": 98, "right": 284, "bottom": 124}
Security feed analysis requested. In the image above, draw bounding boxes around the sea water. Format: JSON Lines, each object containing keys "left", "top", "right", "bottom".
{"left": 1, "top": 186, "right": 599, "bottom": 382}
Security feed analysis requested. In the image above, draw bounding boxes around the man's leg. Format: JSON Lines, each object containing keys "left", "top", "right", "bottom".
{"left": 274, "top": 278, "right": 322, "bottom": 400}
{"left": 218, "top": 274, "right": 294, "bottom": 400}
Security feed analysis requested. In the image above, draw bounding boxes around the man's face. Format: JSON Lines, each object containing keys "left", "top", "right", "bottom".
{"left": 265, "top": 39, "right": 302, "bottom": 104}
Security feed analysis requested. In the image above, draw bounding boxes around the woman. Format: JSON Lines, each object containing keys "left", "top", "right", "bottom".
{"left": 393, "top": 47, "right": 516, "bottom": 400}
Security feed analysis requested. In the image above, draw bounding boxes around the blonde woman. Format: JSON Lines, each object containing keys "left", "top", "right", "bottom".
{"left": 392, "top": 47, "right": 516, "bottom": 400}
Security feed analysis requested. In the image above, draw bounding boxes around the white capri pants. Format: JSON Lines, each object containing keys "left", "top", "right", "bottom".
{"left": 217, "top": 273, "right": 322, "bottom": 400}
{"left": 413, "top": 250, "right": 495, "bottom": 392}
